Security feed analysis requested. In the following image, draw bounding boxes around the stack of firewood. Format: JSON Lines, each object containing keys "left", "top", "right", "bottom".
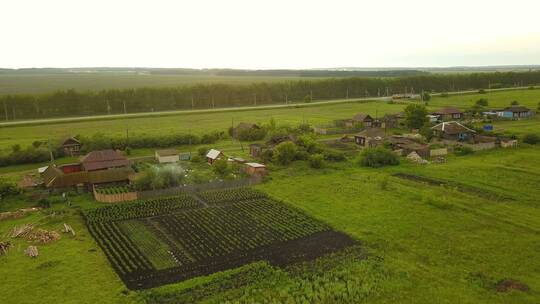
{"left": 25, "top": 246, "right": 38, "bottom": 258}
{"left": 0, "top": 241, "right": 12, "bottom": 255}
{"left": 10, "top": 224, "right": 33, "bottom": 238}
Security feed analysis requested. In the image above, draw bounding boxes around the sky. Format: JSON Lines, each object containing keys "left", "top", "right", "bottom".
{"left": 1, "top": 0, "right": 540, "bottom": 69}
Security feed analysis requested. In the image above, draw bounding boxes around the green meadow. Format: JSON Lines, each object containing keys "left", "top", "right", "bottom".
{"left": 1, "top": 145, "right": 539, "bottom": 303}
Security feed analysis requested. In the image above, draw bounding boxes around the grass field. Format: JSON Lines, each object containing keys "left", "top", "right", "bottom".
{"left": 1, "top": 145, "right": 539, "bottom": 303}
{"left": 0, "top": 73, "right": 317, "bottom": 95}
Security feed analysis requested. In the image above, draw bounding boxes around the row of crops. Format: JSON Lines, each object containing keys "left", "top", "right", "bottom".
{"left": 84, "top": 188, "right": 355, "bottom": 290}
{"left": 84, "top": 193, "right": 200, "bottom": 222}
{"left": 198, "top": 187, "right": 268, "bottom": 204}
{"left": 95, "top": 186, "right": 132, "bottom": 195}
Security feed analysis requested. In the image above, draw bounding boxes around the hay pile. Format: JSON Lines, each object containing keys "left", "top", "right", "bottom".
{"left": 26, "top": 229, "right": 61, "bottom": 244}
{"left": 406, "top": 152, "right": 429, "bottom": 164}
{"left": 0, "top": 242, "right": 12, "bottom": 255}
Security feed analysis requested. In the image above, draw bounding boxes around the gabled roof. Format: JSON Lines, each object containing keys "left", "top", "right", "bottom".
{"left": 87, "top": 167, "right": 134, "bottom": 184}
{"left": 431, "top": 121, "right": 476, "bottom": 135}
{"left": 503, "top": 105, "right": 531, "bottom": 113}
{"left": 245, "top": 162, "right": 265, "bottom": 168}
{"left": 355, "top": 128, "right": 385, "bottom": 138}
{"left": 81, "top": 150, "right": 129, "bottom": 171}
{"left": 61, "top": 136, "right": 81, "bottom": 146}
{"left": 206, "top": 149, "right": 222, "bottom": 160}
{"left": 432, "top": 107, "right": 463, "bottom": 115}
{"left": 156, "top": 149, "right": 178, "bottom": 157}
{"left": 352, "top": 113, "right": 373, "bottom": 122}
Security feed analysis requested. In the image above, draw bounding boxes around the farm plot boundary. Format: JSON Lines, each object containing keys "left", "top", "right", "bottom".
{"left": 83, "top": 188, "right": 357, "bottom": 290}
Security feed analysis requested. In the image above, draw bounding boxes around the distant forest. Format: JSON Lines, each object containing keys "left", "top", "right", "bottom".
{"left": 1, "top": 71, "right": 540, "bottom": 120}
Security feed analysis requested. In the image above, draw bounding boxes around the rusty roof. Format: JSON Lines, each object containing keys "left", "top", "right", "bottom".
{"left": 432, "top": 121, "right": 476, "bottom": 135}
{"left": 432, "top": 107, "right": 463, "bottom": 115}
{"left": 81, "top": 150, "right": 129, "bottom": 171}
{"left": 352, "top": 113, "right": 373, "bottom": 122}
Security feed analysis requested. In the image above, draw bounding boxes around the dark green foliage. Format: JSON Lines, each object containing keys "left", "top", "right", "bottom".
{"left": 308, "top": 154, "right": 325, "bottom": 169}
{"left": 454, "top": 146, "right": 474, "bottom": 156}
{"left": 0, "top": 178, "right": 20, "bottom": 198}
{"left": 420, "top": 125, "right": 434, "bottom": 141}
{"left": 475, "top": 98, "right": 489, "bottom": 106}
{"left": 478, "top": 89, "right": 486, "bottom": 94}
{"left": 358, "top": 147, "right": 399, "bottom": 168}
{"left": 523, "top": 133, "right": 540, "bottom": 145}
{"left": 236, "top": 127, "right": 267, "bottom": 141}
{"left": 273, "top": 142, "right": 298, "bottom": 165}
{"left": 422, "top": 91, "right": 431, "bottom": 101}
{"left": 212, "top": 158, "right": 230, "bottom": 177}
{"left": 0, "top": 146, "right": 50, "bottom": 167}
{"left": 404, "top": 104, "right": 428, "bottom": 129}
{"left": 37, "top": 198, "right": 51, "bottom": 208}
{"left": 322, "top": 149, "right": 346, "bottom": 162}
{"left": 3, "top": 71, "right": 540, "bottom": 120}
{"left": 511, "top": 100, "right": 519, "bottom": 105}
{"left": 197, "top": 147, "right": 208, "bottom": 157}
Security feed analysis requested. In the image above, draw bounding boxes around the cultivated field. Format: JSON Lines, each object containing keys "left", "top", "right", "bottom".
{"left": 83, "top": 188, "right": 355, "bottom": 290}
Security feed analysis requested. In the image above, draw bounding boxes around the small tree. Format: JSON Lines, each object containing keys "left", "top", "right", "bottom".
{"left": 404, "top": 104, "right": 428, "bottom": 129}
{"left": 308, "top": 154, "right": 325, "bottom": 169}
{"left": 273, "top": 141, "right": 298, "bottom": 165}
{"left": 197, "top": 147, "right": 208, "bottom": 157}
{"left": 523, "top": 134, "right": 540, "bottom": 145}
{"left": 420, "top": 125, "right": 434, "bottom": 141}
{"left": 358, "top": 147, "right": 399, "bottom": 168}
{"left": 0, "top": 178, "right": 19, "bottom": 199}
{"left": 303, "top": 94, "right": 312, "bottom": 103}
{"left": 422, "top": 91, "right": 431, "bottom": 102}
{"left": 511, "top": 100, "right": 519, "bottom": 105}
{"left": 212, "top": 158, "right": 230, "bottom": 177}
{"left": 475, "top": 98, "right": 488, "bottom": 106}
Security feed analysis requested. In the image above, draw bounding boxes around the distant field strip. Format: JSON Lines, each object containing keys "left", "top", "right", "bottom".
{"left": 83, "top": 188, "right": 356, "bottom": 290}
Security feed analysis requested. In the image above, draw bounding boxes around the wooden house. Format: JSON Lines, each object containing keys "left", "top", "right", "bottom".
{"left": 432, "top": 107, "right": 464, "bottom": 121}
{"left": 431, "top": 121, "right": 476, "bottom": 141}
{"left": 496, "top": 106, "right": 533, "bottom": 119}
{"left": 155, "top": 149, "right": 179, "bottom": 163}
{"left": 382, "top": 112, "right": 405, "bottom": 129}
{"left": 387, "top": 136, "right": 430, "bottom": 158}
{"left": 354, "top": 128, "right": 385, "bottom": 147}
{"left": 350, "top": 113, "right": 374, "bottom": 127}
{"left": 81, "top": 150, "right": 130, "bottom": 171}
{"left": 61, "top": 137, "right": 82, "bottom": 156}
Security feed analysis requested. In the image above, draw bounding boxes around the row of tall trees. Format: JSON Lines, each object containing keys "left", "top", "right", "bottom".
{"left": 2, "top": 71, "right": 540, "bottom": 120}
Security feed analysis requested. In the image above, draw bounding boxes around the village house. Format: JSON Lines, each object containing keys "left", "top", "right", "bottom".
{"left": 382, "top": 112, "right": 405, "bottom": 129}
{"left": 40, "top": 149, "right": 133, "bottom": 189}
{"left": 386, "top": 136, "right": 430, "bottom": 158}
{"left": 495, "top": 105, "right": 534, "bottom": 119}
{"left": 155, "top": 149, "right": 179, "bottom": 163}
{"left": 432, "top": 107, "right": 464, "bottom": 121}
{"left": 81, "top": 149, "right": 130, "bottom": 171}
{"left": 431, "top": 121, "right": 476, "bottom": 141}
{"left": 206, "top": 149, "right": 224, "bottom": 164}
{"left": 244, "top": 162, "right": 267, "bottom": 176}
{"left": 349, "top": 113, "right": 374, "bottom": 127}
{"left": 61, "top": 137, "right": 82, "bottom": 156}
{"left": 354, "top": 128, "right": 385, "bottom": 147}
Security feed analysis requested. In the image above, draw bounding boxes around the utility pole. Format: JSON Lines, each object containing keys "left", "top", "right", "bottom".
{"left": 310, "top": 90, "right": 313, "bottom": 101}
{"left": 126, "top": 128, "right": 129, "bottom": 149}
{"left": 47, "top": 138, "right": 54, "bottom": 165}
{"left": 3, "top": 100, "right": 7, "bottom": 121}
{"left": 106, "top": 100, "right": 111, "bottom": 115}
{"left": 386, "top": 87, "right": 389, "bottom": 96}
{"left": 346, "top": 88, "right": 349, "bottom": 99}
{"left": 12, "top": 106, "right": 15, "bottom": 120}
{"left": 212, "top": 96, "right": 215, "bottom": 109}
{"left": 377, "top": 88, "right": 380, "bottom": 97}
{"left": 191, "top": 96, "right": 194, "bottom": 110}
{"left": 231, "top": 117, "right": 234, "bottom": 144}
{"left": 254, "top": 93, "right": 257, "bottom": 106}
{"left": 123, "top": 100, "right": 127, "bottom": 114}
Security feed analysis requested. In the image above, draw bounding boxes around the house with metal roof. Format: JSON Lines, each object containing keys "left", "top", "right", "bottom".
{"left": 431, "top": 121, "right": 476, "bottom": 141}
{"left": 495, "top": 105, "right": 534, "bottom": 119}
{"left": 81, "top": 149, "right": 130, "bottom": 171}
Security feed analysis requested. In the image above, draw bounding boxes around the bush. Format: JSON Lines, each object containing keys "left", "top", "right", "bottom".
{"left": 404, "top": 104, "right": 428, "bottom": 129}
{"left": 190, "top": 155, "right": 202, "bottom": 163}
{"left": 511, "top": 100, "right": 519, "bottom": 105}
{"left": 236, "top": 127, "right": 267, "bottom": 141}
{"left": 358, "top": 147, "right": 400, "bottom": 168}
{"left": 308, "top": 154, "right": 325, "bottom": 169}
{"left": 454, "top": 146, "right": 474, "bottom": 156}
{"left": 420, "top": 126, "right": 434, "bottom": 141}
{"left": 273, "top": 141, "right": 298, "bottom": 165}
{"left": 0, "top": 178, "right": 20, "bottom": 198}
{"left": 478, "top": 89, "right": 486, "bottom": 94}
{"left": 212, "top": 158, "right": 230, "bottom": 177}
{"left": 475, "top": 98, "right": 488, "bottom": 106}
{"left": 523, "top": 134, "right": 540, "bottom": 145}
{"left": 38, "top": 198, "right": 51, "bottom": 208}
{"left": 197, "top": 147, "right": 208, "bottom": 157}
{"left": 322, "top": 150, "right": 346, "bottom": 162}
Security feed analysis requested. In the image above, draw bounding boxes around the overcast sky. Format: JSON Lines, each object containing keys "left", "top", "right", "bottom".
{"left": 1, "top": 0, "right": 539, "bottom": 69}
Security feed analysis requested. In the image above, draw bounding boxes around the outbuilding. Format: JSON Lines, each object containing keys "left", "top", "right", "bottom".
{"left": 206, "top": 149, "right": 224, "bottom": 164}
{"left": 244, "top": 162, "right": 267, "bottom": 176}
{"left": 155, "top": 149, "right": 179, "bottom": 163}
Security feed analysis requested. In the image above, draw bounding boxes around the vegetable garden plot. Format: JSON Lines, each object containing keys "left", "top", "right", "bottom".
{"left": 84, "top": 189, "right": 356, "bottom": 290}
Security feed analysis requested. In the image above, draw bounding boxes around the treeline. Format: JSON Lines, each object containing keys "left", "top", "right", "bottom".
{"left": 2, "top": 71, "right": 540, "bottom": 120}
{"left": 0, "top": 131, "right": 225, "bottom": 167}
